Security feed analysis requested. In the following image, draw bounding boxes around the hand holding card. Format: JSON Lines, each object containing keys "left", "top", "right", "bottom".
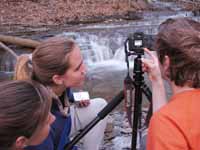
{"left": 73, "top": 91, "right": 90, "bottom": 107}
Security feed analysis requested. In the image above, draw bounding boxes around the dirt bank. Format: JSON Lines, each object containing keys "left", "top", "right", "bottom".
{"left": 0, "top": 0, "right": 153, "bottom": 26}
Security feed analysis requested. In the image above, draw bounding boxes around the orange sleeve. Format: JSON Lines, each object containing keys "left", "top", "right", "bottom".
{"left": 147, "top": 112, "right": 188, "bottom": 150}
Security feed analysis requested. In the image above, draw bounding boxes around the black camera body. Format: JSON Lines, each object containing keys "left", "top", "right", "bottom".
{"left": 127, "top": 32, "right": 145, "bottom": 55}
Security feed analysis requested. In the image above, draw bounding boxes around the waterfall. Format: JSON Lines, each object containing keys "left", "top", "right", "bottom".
{"left": 60, "top": 32, "right": 128, "bottom": 70}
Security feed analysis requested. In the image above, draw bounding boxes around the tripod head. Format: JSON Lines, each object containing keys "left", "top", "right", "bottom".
{"left": 124, "top": 31, "right": 147, "bottom": 79}
{"left": 125, "top": 32, "right": 145, "bottom": 56}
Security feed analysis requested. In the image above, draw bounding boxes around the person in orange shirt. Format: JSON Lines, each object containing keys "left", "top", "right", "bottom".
{"left": 142, "top": 18, "right": 200, "bottom": 150}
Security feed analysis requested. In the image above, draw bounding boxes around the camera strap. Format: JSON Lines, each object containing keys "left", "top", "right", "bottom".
{"left": 124, "top": 74, "right": 135, "bottom": 126}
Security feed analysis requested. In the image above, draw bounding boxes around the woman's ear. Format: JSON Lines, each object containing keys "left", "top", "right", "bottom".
{"left": 15, "top": 136, "right": 28, "bottom": 149}
{"left": 52, "top": 75, "right": 64, "bottom": 85}
{"left": 163, "top": 55, "right": 170, "bottom": 78}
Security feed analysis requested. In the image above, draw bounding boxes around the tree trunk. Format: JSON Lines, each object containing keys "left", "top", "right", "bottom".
{"left": 0, "top": 35, "right": 40, "bottom": 49}
{"left": 0, "top": 42, "right": 18, "bottom": 58}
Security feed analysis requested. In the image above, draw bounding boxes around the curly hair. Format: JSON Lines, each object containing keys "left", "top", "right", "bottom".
{"left": 155, "top": 18, "right": 200, "bottom": 88}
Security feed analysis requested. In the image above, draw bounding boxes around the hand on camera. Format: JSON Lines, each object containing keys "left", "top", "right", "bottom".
{"left": 141, "top": 48, "right": 162, "bottom": 83}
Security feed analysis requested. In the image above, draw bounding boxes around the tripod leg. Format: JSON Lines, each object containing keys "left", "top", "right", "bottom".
{"left": 132, "top": 82, "right": 143, "bottom": 150}
{"left": 64, "top": 91, "right": 124, "bottom": 150}
{"left": 141, "top": 83, "right": 152, "bottom": 127}
{"left": 145, "top": 102, "right": 152, "bottom": 127}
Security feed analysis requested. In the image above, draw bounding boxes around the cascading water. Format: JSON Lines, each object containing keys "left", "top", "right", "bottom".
{"left": 59, "top": 31, "right": 129, "bottom": 71}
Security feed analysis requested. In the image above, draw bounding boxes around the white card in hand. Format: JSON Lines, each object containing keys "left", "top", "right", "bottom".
{"left": 73, "top": 91, "right": 90, "bottom": 101}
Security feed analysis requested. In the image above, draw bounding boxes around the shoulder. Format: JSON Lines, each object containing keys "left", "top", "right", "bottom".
{"left": 147, "top": 103, "right": 189, "bottom": 149}
{"left": 25, "top": 130, "right": 54, "bottom": 150}
{"left": 147, "top": 90, "right": 200, "bottom": 150}
{"left": 51, "top": 110, "right": 67, "bottom": 129}
{"left": 147, "top": 110, "right": 189, "bottom": 150}
{"left": 156, "top": 89, "right": 200, "bottom": 121}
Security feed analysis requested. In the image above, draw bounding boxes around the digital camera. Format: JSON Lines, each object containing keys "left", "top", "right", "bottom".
{"left": 127, "top": 32, "right": 144, "bottom": 55}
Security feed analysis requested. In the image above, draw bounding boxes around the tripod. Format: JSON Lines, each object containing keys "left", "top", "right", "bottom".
{"left": 128, "top": 55, "right": 152, "bottom": 149}
{"left": 124, "top": 34, "right": 153, "bottom": 149}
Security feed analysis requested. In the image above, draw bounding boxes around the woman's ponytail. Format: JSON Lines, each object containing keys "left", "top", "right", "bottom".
{"left": 14, "top": 54, "right": 33, "bottom": 80}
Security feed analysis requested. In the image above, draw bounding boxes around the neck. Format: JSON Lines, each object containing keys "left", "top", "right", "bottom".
{"left": 51, "top": 85, "right": 66, "bottom": 96}
{"left": 14, "top": 146, "right": 24, "bottom": 150}
{"left": 171, "top": 82, "right": 195, "bottom": 95}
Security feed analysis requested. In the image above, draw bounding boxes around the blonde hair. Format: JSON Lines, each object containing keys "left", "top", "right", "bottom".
{"left": 14, "top": 54, "right": 32, "bottom": 80}
{"left": 14, "top": 37, "right": 76, "bottom": 85}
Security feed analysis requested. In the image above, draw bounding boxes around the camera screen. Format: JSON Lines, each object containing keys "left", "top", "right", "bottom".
{"left": 134, "top": 40, "right": 142, "bottom": 47}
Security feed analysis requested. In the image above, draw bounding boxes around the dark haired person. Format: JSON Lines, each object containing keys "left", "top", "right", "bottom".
{"left": 0, "top": 80, "right": 55, "bottom": 150}
{"left": 14, "top": 37, "right": 108, "bottom": 150}
{"left": 142, "top": 18, "right": 200, "bottom": 150}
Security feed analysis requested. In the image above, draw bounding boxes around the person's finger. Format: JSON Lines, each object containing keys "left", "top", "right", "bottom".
{"left": 79, "top": 100, "right": 90, "bottom": 107}
{"left": 82, "top": 102, "right": 86, "bottom": 107}
{"left": 142, "top": 62, "right": 148, "bottom": 71}
{"left": 142, "top": 63, "right": 146, "bottom": 71}
{"left": 79, "top": 101, "right": 84, "bottom": 107}
{"left": 143, "top": 48, "right": 157, "bottom": 61}
{"left": 141, "top": 58, "right": 154, "bottom": 67}
{"left": 142, "top": 66, "right": 148, "bottom": 72}
{"left": 84, "top": 100, "right": 90, "bottom": 106}
{"left": 83, "top": 100, "right": 90, "bottom": 104}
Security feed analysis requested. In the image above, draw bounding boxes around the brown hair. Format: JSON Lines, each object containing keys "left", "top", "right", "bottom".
{"left": 14, "top": 37, "right": 76, "bottom": 85}
{"left": 0, "top": 80, "right": 51, "bottom": 149}
{"left": 155, "top": 18, "right": 200, "bottom": 87}
{"left": 14, "top": 54, "right": 32, "bottom": 80}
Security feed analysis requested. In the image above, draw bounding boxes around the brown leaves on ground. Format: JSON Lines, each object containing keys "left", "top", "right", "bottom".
{"left": 0, "top": 0, "right": 150, "bottom": 26}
